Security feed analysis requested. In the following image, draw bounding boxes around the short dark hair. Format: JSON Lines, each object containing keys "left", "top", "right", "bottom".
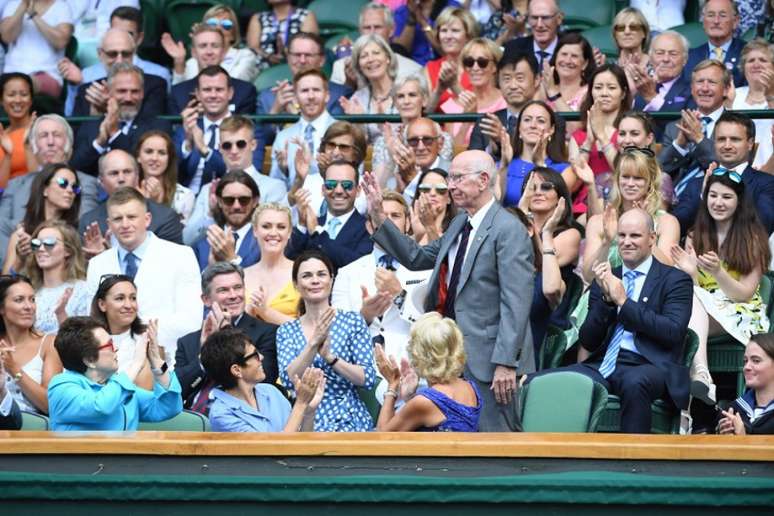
{"left": 497, "top": 51, "right": 539, "bottom": 77}
{"left": 110, "top": 6, "right": 143, "bottom": 32}
{"left": 287, "top": 31, "right": 324, "bottom": 55}
{"left": 322, "top": 159, "right": 359, "bottom": 183}
{"left": 320, "top": 121, "right": 367, "bottom": 166}
{"left": 90, "top": 274, "right": 146, "bottom": 336}
{"left": 201, "top": 261, "right": 244, "bottom": 296}
{"left": 0, "top": 72, "right": 34, "bottom": 101}
{"left": 716, "top": 111, "right": 756, "bottom": 140}
{"left": 200, "top": 327, "right": 254, "bottom": 390}
{"left": 197, "top": 65, "right": 232, "bottom": 89}
{"left": 106, "top": 186, "right": 148, "bottom": 211}
{"left": 55, "top": 317, "right": 105, "bottom": 374}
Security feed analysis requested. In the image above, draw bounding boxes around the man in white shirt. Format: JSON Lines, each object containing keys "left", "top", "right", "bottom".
{"left": 86, "top": 187, "right": 202, "bottom": 366}
{"left": 502, "top": 0, "right": 563, "bottom": 66}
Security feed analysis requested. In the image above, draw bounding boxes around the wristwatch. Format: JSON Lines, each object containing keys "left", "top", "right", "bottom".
{"left": 151, "top": 362, "right": 168, "bottom": 375}
{"left": 326, "top": 355, "right": 340, "bottom": 367}
{"left": 393, "top": 289, "right": 407, "bottom": 310}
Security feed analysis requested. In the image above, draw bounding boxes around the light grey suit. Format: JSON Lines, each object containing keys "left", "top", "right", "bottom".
{"left": 373, "top": 200, "right": 535, "bottom": 431}
{"left": 0, "top": 171, "right": 99, "bottom": 264}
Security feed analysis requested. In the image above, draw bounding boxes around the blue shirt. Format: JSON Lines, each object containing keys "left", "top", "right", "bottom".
{"left": 47, "top": 370, "right": 182, "bottom": 431}
{"left": 116, "top": 232, "right": 154, "bottom": 275}
{"left": 620, "top": 255, "right": 654, "bottom": 354}
{"left": 209, "top": 383, "right": 292, "bottom": 432}
{"left": 503, "top": 158, "right": 570, "bottom": 207}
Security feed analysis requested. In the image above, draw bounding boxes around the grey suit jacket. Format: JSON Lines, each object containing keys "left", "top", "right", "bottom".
{"left": 0, "top": 171, "right": 99, "bottom": 264}
{"left": 372, "top": 201, "right": 535, "bottom": 382}
{"left": 658, "top": 119, "right": 717, "bottom": 181}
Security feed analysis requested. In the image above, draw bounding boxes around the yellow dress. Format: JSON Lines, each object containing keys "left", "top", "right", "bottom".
{"left": 249, "top": 281, "right": 300, "bottom": 319}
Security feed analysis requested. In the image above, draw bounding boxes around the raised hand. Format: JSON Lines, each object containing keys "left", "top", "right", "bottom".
{"left": 338, "top": 96, "right": 365, "bottom": 115}
{"left": 54, "top": 287, "right": 73, "bottom": 324}
{"left": 274, "top": 141, "right": 290, "bottom": 174}
{"left": 359, "top": 285, "right": 392, "bottom": 323}
{"left": 362, "top": 171, "right": 386, "bottom": 226}
{"left": 398, "top": 357, "right": 418, "bottom": 400}
{"left": 532, "top": 130, "right": 549, "bottom": 166}
{"left": 82, "top": 221, "right": 108, "bottom": 257}
{"left": 293, "top": 367, "right": 325, "bottom": 407}
{"left": 84, "top": 80, "right": 109, "bottom": 115}
{"left": 375, "top": 268, "right": 402, "bottom": 297}
{"left": 145, "top": 319, "right": 164, "bottom": 363}
{"left": 416, "top": 194, "right": 441, "bottom": 229}
{"left": 570, "top": 157, "right": 595, "bottom": 186}
{"left": 294, "top": 188, "right": 319, "bottom": 232}
{"left": 206, "top": 224, "right": 237, "bottom": 262}
{"left": 248, "top": 286, "right": 267, "bottom": 315}
{"left": 457, "top": 90, "right": 477, "bottom": 113}
{"left": 541, "top": 61, "right": 559, "bottom": 98}
{"left": 480, "top": 112, "right": 505, "bottom": 142}
{"left": 309, "top": 307, "right": 336, "bottom": 351}
{"left": 718, "top": 407, "right": 746, "bottom": 435}
{"left": 161, "top": 33, "right": 186, "bottom": 63}
{"left": 670, "top": 244, "right": 699, "bottom": 279}
{"left": 499, "top": 126, "right": 514, "bottom": 165}
{"left": 701, "top": 161, "right": 719, "bottom": 198}
{"left": 57, "top": 57, "right": 83, "bottom": 84}
{"left": 374, "top": 343, "right": 401, "bottom": 388}
{"left": 96, "top": 97, "right": 120, "bottom": 146}
{"left": 697, "top": 251, "right": 721, "bottom": 275}
{"left": 542, "top": 200, "right": 566, "bottom": 234}
{"left": 437, "top": 59, "right": 459, "bottom": 90}
{"left": 601, "top": 203, "right": 618, "bottom": 244}
{"left": 289, "top": 135, "right": 312, "bottom": 180}
{"left": 14, "top": 225, "right": 32, "bottom": 261}
{"left": 518, "top": 172, "right": 537, "bottom": 213}
{"left": 140, "top": 176, "right": 163, "bottom": 203}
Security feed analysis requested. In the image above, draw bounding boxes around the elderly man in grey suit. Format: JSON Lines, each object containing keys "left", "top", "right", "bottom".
{"left": 363, "top": 150, "right": 535, "bottom": 431}
{"left": 0, "top": 115, "right": 99, "bottom": 264}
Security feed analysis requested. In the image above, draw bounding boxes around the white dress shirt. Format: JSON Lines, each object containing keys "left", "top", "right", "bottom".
{"left": 446, "top": 197, "right": 495, "bottom": 285}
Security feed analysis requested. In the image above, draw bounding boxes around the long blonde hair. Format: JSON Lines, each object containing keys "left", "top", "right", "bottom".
{"left": 609, "top": 150, "right": 663, "bottom": 217}
{"left": 24, "top": 220, "right": 87, "bottom": 290}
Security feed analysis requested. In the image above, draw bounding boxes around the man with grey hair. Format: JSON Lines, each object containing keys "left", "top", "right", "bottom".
{"left": 632, "top": 31, "right": 692, "bottom": 113}
{"left": 71, "top": 62, "right": 171, "bottom": 175}
{"left": 363, "top": 150, "right": 536, "bottom": 432}
{"left": 331, "top": 2, "right": 421, "bottom": 88}
{"left": 174, "top": 261, "right": 279, "bottom": 413}
{"left": 685, "top": 0, "right": 747, "bottom": 87}
{"left": 0, "top": 114, "right": 99, "bottom": 264}
{"left": 395, "top": 117, "right": 451, "bottom": 202}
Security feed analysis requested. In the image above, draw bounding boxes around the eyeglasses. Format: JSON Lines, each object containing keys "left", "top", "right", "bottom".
{"left": 288, "top": 51, "right": 322, "bottom": 60}
{"left": 323, "top": 179, "right": 355, "bottom": 191}
{"left": 220, "top": 139, "right": 248, "bottom": 151}
{"left": 532, "top": 181, "right": 556, "bottom": 193}
{"left": 462, "top": 57, "right": 492, "bottom": 69}
{"left": 220, "top": 195, "right": 254, "bottom": 206}
{"left": 30, "top": 237, "right": 58, "bottom": 252}
{"left": 55, "top": 176, "right": 81, "bottom": 195}
{"left": 205, "top": 17, "right": 234, "bottom": 30}
{"left": 417, "top": 183, "right": 449, "bottom": 194}
{"left": 712, "top": 167, "right": 743, "bottom": 183}
{"left": 238, "top": 350, "right": 261, "bottom": 364}
{"left": 447, "top": 171, "right": 481, "bottom": 184}
{"left": 622, "top": 146, "right": 656, "bottom": 158}
{"left": 406, "top": 136, "right": 439, "bottom": 148}
{"left": 101, "top": 50, "right": 133, "bottom": 59}
{"left": 528, "top": 14, "right": 557, "bottom": 24}
{"left": 324, "top": 141, "right": 355, "bottom": 153}
{"left": 614, "top": 23, "right": 645, "bottom": 32}
{"left": 97, "top": 339, "right": 116, "bottom": 353}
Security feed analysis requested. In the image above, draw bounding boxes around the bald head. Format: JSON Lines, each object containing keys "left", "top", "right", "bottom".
{"left": 448, "top": 150, "right": 495, "bottom": 214}
{"left": 98, "top": 149, "right": 140, "bottom": 195}
{"left": 99, "top": 28, "right": 136, "bottom": 71}
{"left": 617, "top": 208, "right": 656, "bottom": 268}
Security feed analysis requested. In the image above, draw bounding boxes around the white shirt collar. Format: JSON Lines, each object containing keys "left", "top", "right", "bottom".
{"left": 623, "top": 254, "right": 654, "bottom": 278}
{"left": 326, "top": 208, "right": 355, "bottom": 229}
{"left": 732, "top": 161, "right": 749, "bottom": 174}
{"left": 533, "top": 37, "right": 558, "bottom": 55}
{"left": 243, "top": 164, "right": 263, "bottom": 183}
{"left": 468, "top": 197, "right": 495, "bottom": 231}
{"left": 302, "top": 110, "right": 332, "bottom": 131}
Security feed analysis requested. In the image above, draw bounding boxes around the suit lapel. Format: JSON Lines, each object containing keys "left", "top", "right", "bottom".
{"left": 457, "top": 203, "right": 497, "bottom": 291}
{"left": 638, "top": 259, "right": 663, "bottom": 307}
{"left": 424, "top": 215, "right": 467, "bottom": 308}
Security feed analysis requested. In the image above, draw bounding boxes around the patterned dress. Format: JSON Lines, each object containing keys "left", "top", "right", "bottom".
{"left": 277, "top": 310, "right": 376, "bottom": 431}
{"left": 35, "top": 280, "right": 94, "bottom": 334}
{"left": 255, "top": 8, "right": 310, "bottom": 71}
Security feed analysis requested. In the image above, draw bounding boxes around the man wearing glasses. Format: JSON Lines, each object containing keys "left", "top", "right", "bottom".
{"left": 502, "top": 0, "right": 563, "bottom": 68}
{"left": 395, "top": 118, "right": 450, "bottom": 203}
{"left": 287, "top": 160, "right": 373, "bottom": 269}
{"left": 684, "top": 0, "right": 746, "bottom": 87}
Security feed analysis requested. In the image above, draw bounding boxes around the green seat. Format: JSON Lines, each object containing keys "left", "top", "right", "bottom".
{"left": 21, "top": 410, "right": 49, "bottom": 431}
{"left": 306, "top": 0, "right": 367, "bottom": 37}
{"left": 708, "top": 272, "right": 774, "bottom": 398}
{"left": 325, "top": 30, "right": 360, "bottom": 51}
{"left": 520, "top": 371, "right": 608, "bottom": 432}
{"left": 357, "top": 386, "right": 381, "bottom": 423}
{"left": 598, "top": 329, "right": 700, "bottom": 434}
{"left": 164, "top": 0, "right": 224, "bottom": 48}
{"left": 671, "top": 22, "right": 710, "bottom": 49}
{"left": 253, "top": 62, "right": 293, "bottom": 91}
{"left": 137, "top": 0, "right": 165, "bottom": 64}
{"left": 138, "top": 410, "right": 210, "bottom": 431}
{"left": 581, "top": 25, "right": 618, "bottom": 59}
{"left": 558, "top": 0, "right": 615, "bottom": 32}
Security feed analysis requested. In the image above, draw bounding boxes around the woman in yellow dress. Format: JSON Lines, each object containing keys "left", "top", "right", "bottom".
{"left": 244, "top": 203, "right": 299, "bottom": 324}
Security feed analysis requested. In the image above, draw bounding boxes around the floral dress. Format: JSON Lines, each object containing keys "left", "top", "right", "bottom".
{"left": 255, "top": 8, "right": 310, "bottom": 71}
{"left": 277, "top": 310, "right": 376, "bottom": 431}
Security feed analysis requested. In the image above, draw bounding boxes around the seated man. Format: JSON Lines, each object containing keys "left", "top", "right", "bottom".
{"left": 685, "top": 0, "right": 746, "bottom": 87}
{"left": 632, "top": 31, "right": 692, "bottom": 114}
{"left": 287, "top": 159, "right": 373, "bottom": 270}
{"left": 70, "top": 62, "right": 172, "bottom": 176}
{"left": 86, "top": 187, "right": 202, "bottom": 365}
{"left": 529, "top": 209, "right": 693, "bottom": 434}
{"left": 175, "top": 262, "right": 278, "bottom": 413}
{"left": 167, "top": 24, "right": 257, "bottom": 116}
{"left": 192, "top": 171, "right": 261, "bottom": 271}
{"left": 397, "top": 117, "right": 451, "bottom": 202}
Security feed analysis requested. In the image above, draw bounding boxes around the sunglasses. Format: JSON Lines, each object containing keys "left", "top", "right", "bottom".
{"left": 462, "top": 57, "right": 492, "bottom": 69}
{"left": 614, "top": 23, "right": 644, "bottom": 32}
{"left": 55, "top": 176, "right": 81, "bottom": 195}
{"left": 406, "top": 136, "right": 438, "bottom": 148}
{"left": 99, "top": 273, "right": 133, "bottom": 285}
{"left": 238, "top": 350, "right": 261, "bottom": 364}
{"left": 102, "top": 50, "right": 133, "bottom": 59}
{"left": 30, "top": 237, "right": 58, "bottom": 252}
{"left": 220, "top": 139, "right": 248, "bottom": 151}
{"left": 417, "top": 183, "right": 449, "bottom": 194}
{"left": 324, "top": 141, "right": 355, "bottom": 153}
{"left": 205, "top": 17, "right": 234, "bottom": 30}
{"left": 712, "top": 167, "right": 743, "bottom": 183}
{"left": 97, "top": 338, "right": 116, "bottom": 353}
{"left": 622, "top": 146, "right": 656, "bottom": 158}
{"left": 324, "top": 179, "right": 355, "bottom": 191}
{"left": 531, "top": 181, "right": 556, "bottom": 193}
{"left": 220, "top": 195, "right": 254, "bottom": 206}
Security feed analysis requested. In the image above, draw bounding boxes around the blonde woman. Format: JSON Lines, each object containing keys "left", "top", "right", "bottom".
{"left": 375, "top": 312, "right": 481, "bottom": 432}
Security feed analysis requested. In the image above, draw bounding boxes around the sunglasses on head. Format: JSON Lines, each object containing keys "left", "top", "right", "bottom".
{"left": 220, "top": 139, "right": 248, "bottom": 151}
{"left": 712, "top": 167, "right": 743, "bottom": 184}
{"left": 531, "top": 181, "right": 556, "bottom": 193}
{"left": 621, "top": 146, "right": 656, "bottom": 158}
{"left": 30, "top": 237, "right": 58, "bottom": 252}
{"left": 99, "top": 273, "right": 133, "bottom": 285}
{"left": 205, "top": 17, "right": 234, "bottom": 30}
{"left": 220, "top": 195, "right": 254, "bottom": 206}
{"left": 324, "top": 179, "right": 355, "bottom": 191}
{"left": 55, "top": 176, "right": 81, "bottom": 195}
{"left": 462, "top": 57, "right": 491, "bottom": 69}
{"left": 417, "top": 183, "right": 449, "bottom": 194}
{"left": 102, "top": 50, "right": 133, "bottom": 59}
{"left": 97, "top": 338, "right": 116, "bottom": 353}
{"left": 406, "top": 136, "right": 438, "bottom": 148}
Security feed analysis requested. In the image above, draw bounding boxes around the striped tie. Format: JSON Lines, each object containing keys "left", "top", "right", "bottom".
{"left": 598, "top": 270, "right": 642, "bottom": 378}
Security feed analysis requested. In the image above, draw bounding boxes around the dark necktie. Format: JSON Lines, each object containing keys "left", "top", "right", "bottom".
{"left": 537, "top": 50, "right": 549, "bottom": 68}
{"left": 124, "top": 252, "right": 138, "bottom": 280}
{"left": 190, "top": 378, "right": 216, "bottom": 415}
{"left": 443, "top": 221, "right": 473, "bottom": 319}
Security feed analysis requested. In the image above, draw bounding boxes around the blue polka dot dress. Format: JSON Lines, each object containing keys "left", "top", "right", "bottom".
{"left": 277, "top": 310, "right": 376, "bottom": 431}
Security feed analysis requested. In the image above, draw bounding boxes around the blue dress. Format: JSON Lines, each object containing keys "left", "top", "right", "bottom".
{"left": 503, "top": 158, "right": 570, "bottom": 207}
{"left": 277, "top": 310, "right": 376, "bottom": 432}
{"left": 417, "top": 379, "right": 482, "bottom": 432}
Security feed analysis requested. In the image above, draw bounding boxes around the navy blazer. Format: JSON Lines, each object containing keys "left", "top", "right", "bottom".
{"left": 286, "top": 210, "right": 373, "bottom": 270}
{"left": 167, "top": 77, "right": 258, "bottom": 115}
{"left": 70, "top": 117, "right": 172, "bottom": 177}
{"left": 72, "top": 73, "right": 168, "bottom": 118}
{"left": 192, "top": 225, "right": 261, "bottom": 271}
{"left": 174, "top": 313, "right": 279, "bottom": 407}
{"left": 672, "top": 165, "right": 774, "bottom": 236}
{"left": 633, "top": 74, "right": 692, "bottom": 112}
{"left": 579, "top": 258, "right": 693, "bottom": 409}
{"left": 78, "top": 199, "right": 184, "bottom": 245}
{"left": 685, "top": 38, "right": 747, "bottom": 87}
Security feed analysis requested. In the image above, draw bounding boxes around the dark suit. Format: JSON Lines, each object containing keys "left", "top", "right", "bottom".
{"left": 70, "top": 117, "right": 173, "bottom": 176}
{"left": 167, "top": 77, "right": 257, "bottom": 115}
{"left": 72, "top": 73, "right": 168, "bottom": 118}
{"left": 633, "top": 75, "right": 692, "bottom": 140}
{"left": 174, "top": 314, "right": 278, "bottom": 407}
{"left": 0, "top": 394, "right": 21, "bottom": 430}
{"left": 286, "top": 210, "right": 373, "bottom": 270}
{"left": 78, "top": 199, "right": 184, "bottom": 245}
{"left": 192, "top": 225, "right": 261, "bottom": 271}
{"left": 658, "top": 116, "right": 718, "bottom": 182}
{"left": 502, "top": 35, "right": 561, "bottom": 65}
{"left": 685, "top": 38, "right": 747, "bottom": 87}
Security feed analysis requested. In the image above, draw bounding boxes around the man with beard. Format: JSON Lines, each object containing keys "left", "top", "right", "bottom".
{"left": 70, "top": 62, "right": 172, "bottom": 176}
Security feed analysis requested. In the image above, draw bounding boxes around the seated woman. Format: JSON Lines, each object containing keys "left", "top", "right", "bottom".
{"left": 246, "top": 0, "right": 318, "bottom": 71}
{"left": 717, "top": 333, "right": 774, "bottom": 435}
{"left": 410, "top": 168, "right": 456, "bottom": 245}
{"left": 277, "top": 250, "right": 376, "bottom": 432}
{"left": 135, "top": 130, "right": 195, "bottom": 225}
{"left": 496, "top": 100, "right": 569, "bottom": 207}
{"left": 24, "top": 220, "right": 92, "bottom": 334}
{"left": 375, "top": 312, "right": 481, "bottom": 431}
{"left": 0, "top": 72, "right": 34, "bottom": 187}
{"left": 2, "top": 163, "right": 81, "bottom": 274}
{"left": 611, "top": 7, "right": 651, "bottom": 93}
{"left": 202, "top": 327, "right": 324, "bottom": 432}
{"left": 539, "top": 33, "right": 595, "bottom": 114}
{"left": 671, "top": 169, "right": 771, "bottom": 404}
{"left": 91, "top": 274, "right": 154, "bottom": 390}
{"left": 48, "top": 316, "right": 182, "bottom": 431}
{"left": 0, "top": 275, "right": 60, "bottom": 414}
{"left": 244, "top": 203, "right": 299, "bottom": 325}
{"left": 423, "top": 6, "right": 477, "bottom": 108}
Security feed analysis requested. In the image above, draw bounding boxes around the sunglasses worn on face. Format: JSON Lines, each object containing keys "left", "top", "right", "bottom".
{"left": 324, "top": 141, "right": 354, "bottom": 153}
{"left": 97, "top": 339, "right": 116, "bottom": 353}
{"left": 221, "top": 139, "right": 248, "bottom": 151}
{"left": 324, "top": 179, "right": 355, "bottom": 191}
{"left": 462, "top": 57, "right": 491, "bottom": 69}
{"left": 220, "top": 195, "right": 254, "bottom": 206}
{"left": 614, "top": 23, "right": 644, "bottom": 32}
{"left": 532, "top": 181, "right": 556, "bottom": 193}
{"left": 30, "top": 237, "right": 58, "bottom": 252}
{"left": 102, "top": 50, "right": 133, "bottom": 59}
{"left": 622, "top": 146, "right": 656, "bottom": 158}
{"left": 418, "top": 183, "right": 449, "bottom": 194}
{"left": 406, "top": 136, "right": 438, "bottom": 148}
{"left": 239, "top": 350, "right": 260, "bottom": 364}
{"left": 55, "top": 176, "right": 81, "bottom": 195}
{"left": 712, "top": 167, "right": 743, "bottom": 183}
{"left": 206, "top": 17, "right": 234, "bottom": 30}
